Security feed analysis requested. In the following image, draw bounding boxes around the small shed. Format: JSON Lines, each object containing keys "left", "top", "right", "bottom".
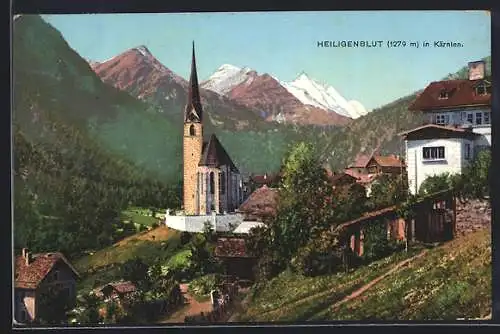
{"left": 93, "top": 281, "right": 137, "bottom": 302}
{"left": 215, "top": 238, "right": 257, "bottom": 282}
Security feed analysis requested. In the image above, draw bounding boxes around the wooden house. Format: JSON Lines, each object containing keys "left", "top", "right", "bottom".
{"left": 14, "top": 249, "right": 79, "bottom": 324}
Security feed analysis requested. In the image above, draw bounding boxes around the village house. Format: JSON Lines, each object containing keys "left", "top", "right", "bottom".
{"left": 344, "top": 153, "right": 405, "bottom": 196}
{"left": 326, "top": 170, "right": 359, "bottom": 191}
{"left": 93, "top": 280, "right": 137, "bottom": 304}
{"left": 401, "top": 60, "right": 491, "bottom": 194}
{"left": 14, "top": 249, "right": 79, "bottom": 324}
{"left": 236, "top": 184, "right": 279, "bottom": 223}
{"left": 247, "top": 172, "right": 282, "bottom": 191}
{"left": 183, "top": 42, "right": 243, "bottom": 216}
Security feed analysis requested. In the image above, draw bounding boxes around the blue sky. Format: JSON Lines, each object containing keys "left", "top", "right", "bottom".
{"left": 42, "top": 11, "right": 490, "bottom": 110}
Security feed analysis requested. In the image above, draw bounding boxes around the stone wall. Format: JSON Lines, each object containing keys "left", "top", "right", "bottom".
{"left": 164, "top": 213, "right": 245, "bottom": 233}
{"left": 456, "top": 199, "right": 491, "bottom": 234}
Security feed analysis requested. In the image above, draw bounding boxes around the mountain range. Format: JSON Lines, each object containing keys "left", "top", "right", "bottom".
{"left": 201, "top": 64, "right": 368, "bottom": 120}
{"left": 90, "top": 47, "right": 366, "bottom": 127}
{"left": 13, "top": 15, "right": 491, "bottom": 187}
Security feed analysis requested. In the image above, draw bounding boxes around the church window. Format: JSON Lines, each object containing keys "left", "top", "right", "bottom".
{"left": 189, "top": 124, "right": 196, "bottom": 136}
{"left": 200, "top": 172, "right": 204, "bottom": 193}
{"left": 210, "top": 172, "right": 215, "bottom": 195}
{"left": 221, "top": 171, "right": 226, "bottom": 194}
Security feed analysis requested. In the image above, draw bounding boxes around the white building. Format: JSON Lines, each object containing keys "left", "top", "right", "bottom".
{"left": 400, "top": 60, "right": 491, "bottom": 195}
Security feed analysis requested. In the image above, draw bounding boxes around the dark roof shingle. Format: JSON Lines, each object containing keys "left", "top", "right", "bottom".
{"left": 250, "top": 173, "right": 280, "bottom": 185}
{"left": 215, "top": 238, "right": 254, "bottom": 258}
{"left": 329, "top": 172, "right": 358, "bottom": 184}
{"left": 237, "top": 185, "right": 279, "bottom": 221}
{"left": 399, "top": 124, "right": 480, "bottom": 140}
{"left": 199, "top": 134, "right": 238, "bottom": 172}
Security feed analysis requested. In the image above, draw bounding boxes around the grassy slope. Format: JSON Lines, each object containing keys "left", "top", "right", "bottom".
{"left": 315, "top": 229, "right": 491, "bottom": 321}
{"left": 237, "top": 229, "right": 491, "bottom": 321}
{"left": 121, "top": 207, "right": 164, "bottom": 227}
{"left": 237, "top": 246, "right": 426, "bottom": 322}
{"left": 74, "top": 227, "right": 182, "bottom": 293}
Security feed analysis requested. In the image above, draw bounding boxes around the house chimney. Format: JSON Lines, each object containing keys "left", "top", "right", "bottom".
{"left": 22, "top": 248, "right": 27, "bottom": 258}
{"left": 468, "top": 60, "right": 485, "bottom": 80}
{"left": 25, "top": 251, "right": 31, "bottom": 265}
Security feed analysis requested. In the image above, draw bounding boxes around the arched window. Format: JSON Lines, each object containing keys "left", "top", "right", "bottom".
{"left": 189, "top": 124, "right": 196, "bottom": 136}
{"left": 210, "top": 172, "right": 215, "bottom": 195}
{"left": 221, "top": 171, "right": 226, "bottom": 194}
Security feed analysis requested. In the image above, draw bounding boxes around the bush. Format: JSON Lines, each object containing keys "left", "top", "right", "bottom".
{"left": 123, "top": 222, "right": 137, "bottom": 236}
{"left": 188, "top": 274, "right": 222, "bottom": 297}
{"left": 291, "top": 238, "right": 344, "bottom": 277}
{"left": 418, "top": 173, "right": 452, "bottom": 196}
{"left": 362, "top": 219, "right": 403, "bottom": 262}
{"left": 419, "top": 150, "right": 490, "bottom": 200}
{"left": 151, "top": 221, "right": 159, "bottom": 229}
{"left": 180, "top": 232, "right": 192, "bottom": 245}
{"left": 255, "top": 252, "right": 286, "bottom": 281}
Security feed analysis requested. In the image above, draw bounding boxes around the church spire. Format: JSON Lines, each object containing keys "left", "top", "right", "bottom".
{"left": 185, "top": 41, "right": 203, "bottom": 122}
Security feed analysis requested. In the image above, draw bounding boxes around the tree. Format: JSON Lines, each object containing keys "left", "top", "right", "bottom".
{"left": 180, "top": 231, "right": 192, "bottom": 245}
{"left": 466, "top": 149, "right": 490, "bottom": 199}
{"left": 368, "top": 174, "right": 408, "bottom": 209}
{"left": 120, "top": 257, "right": 150, "bottom": 290}
{"left": 188, "top": 234, "right": 217, "bottom": 276}
{"left": 202, "top": 221, "right": 216, "bottom": 243}
{"left": 70, "top": 293, "right": 103, "bottom": 325}
{"left": 418, "top": 173, "right": 453, "bottom": 196}
{"left": 247, "top": 142, "right": 340, "bottom": 278}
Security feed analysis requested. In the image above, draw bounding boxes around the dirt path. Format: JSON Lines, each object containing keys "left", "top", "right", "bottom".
{"left": 227, "top": 288, "right": 251, "bottom": 322}
{"left": 329, "top": 250, "right": 428, "bottom": 312}
{"left": 160, "top": 284, "right": 213, "bottom": 323}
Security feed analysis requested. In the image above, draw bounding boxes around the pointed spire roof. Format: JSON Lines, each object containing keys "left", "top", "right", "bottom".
{"left": 199, "top": 134, "right": 238, "bottom": 172}
{"left": 185, "top": 41, "right": 203, "bottom": 122}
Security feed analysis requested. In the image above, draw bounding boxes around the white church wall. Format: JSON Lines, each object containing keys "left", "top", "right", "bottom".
{"left": 164, "top": 211, "right": 245, "bottom": 233}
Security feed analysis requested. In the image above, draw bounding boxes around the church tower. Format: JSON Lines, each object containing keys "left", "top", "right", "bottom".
{"left": 183, "top": 42, "right": 204, "bottom": 215}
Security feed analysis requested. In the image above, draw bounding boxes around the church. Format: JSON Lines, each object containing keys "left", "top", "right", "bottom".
{"left": 182, "top": 43, "right": 243, "bottom": 215}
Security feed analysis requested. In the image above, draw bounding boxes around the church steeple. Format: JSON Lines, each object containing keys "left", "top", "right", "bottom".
{"left": 185, "top": 41, "right": 203, "bottom": 123}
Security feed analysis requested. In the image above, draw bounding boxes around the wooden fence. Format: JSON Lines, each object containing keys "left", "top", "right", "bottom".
{"left": 337, "top": 189, "right": 456, "bottom": 258}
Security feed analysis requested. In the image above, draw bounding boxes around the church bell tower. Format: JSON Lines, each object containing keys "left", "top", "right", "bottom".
{"left": 183, "top": 42, "right": 204, "bottom": 215}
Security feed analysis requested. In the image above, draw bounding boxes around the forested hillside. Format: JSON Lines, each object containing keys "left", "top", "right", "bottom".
{"left": 13, "top": 15, "right": 180, "bottom": 257}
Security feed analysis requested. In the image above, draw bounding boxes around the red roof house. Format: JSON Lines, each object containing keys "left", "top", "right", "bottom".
{"left": 14, "top": 249, "right": 80, "bottom": 323}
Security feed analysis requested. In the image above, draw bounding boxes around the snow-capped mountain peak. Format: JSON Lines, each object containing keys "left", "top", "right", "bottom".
{"left": 133, "top": 45, "right": 153, "bottom": 57}
{"left": 281, "top": 72, "right": 368, "bottom": 119}
{"left": 218, "top": 64, "right": 241, "bottom": 72}
{"left": 201, "top": 63, "right": 255, "bottom": 96}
